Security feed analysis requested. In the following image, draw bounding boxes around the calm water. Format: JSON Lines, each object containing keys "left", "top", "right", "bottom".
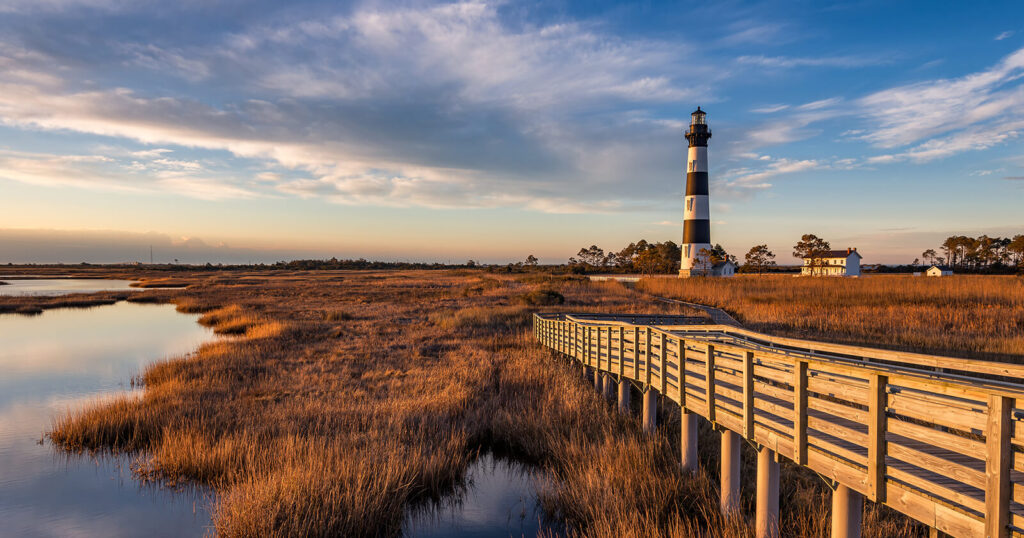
{"left": 0, "top": 302, "right": 216, "bottom": 537}
{"left": 0, "top": 279, "right": 139, "bottom": 296}
{"left": 404, "top": 453, "right": 554, "bottom": 538}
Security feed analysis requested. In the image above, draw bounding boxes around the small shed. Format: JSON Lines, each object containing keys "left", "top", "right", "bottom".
{"left": 926, "top": 265, "right": 953, "bottom": 277}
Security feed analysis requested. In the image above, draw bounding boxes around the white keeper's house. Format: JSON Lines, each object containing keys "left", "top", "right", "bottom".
{"left": 801, "top": 248, "right": 862, "bottom": 277}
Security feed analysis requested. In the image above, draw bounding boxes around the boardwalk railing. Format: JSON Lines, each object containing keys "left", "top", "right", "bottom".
{"left": 534, "top": 312, "right": 1024, "bottom": 538}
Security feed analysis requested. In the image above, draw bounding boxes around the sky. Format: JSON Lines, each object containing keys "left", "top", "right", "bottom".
{"left": 0, "top": 0, "right": 1022, "bottom": 265}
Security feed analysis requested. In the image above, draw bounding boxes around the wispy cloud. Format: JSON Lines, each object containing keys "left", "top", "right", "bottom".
{"left": 0, "top": 149, "right": 255, "bottom": 200}
{"left": 737, "top": 55, "right": 886, "bottom": 69}
{"left": 996, "top": 31, "right": 1014, "bottom": 41}
{"left": 857, "top": 46, "right": 1024, "bottom": 161}
{"left": 751, "top": 104, "right": 789, "bottom": 114}
{"left": 797, "top": 97, "right": 842, "bottom": 110}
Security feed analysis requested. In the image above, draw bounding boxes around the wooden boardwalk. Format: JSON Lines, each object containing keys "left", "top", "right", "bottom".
{"left": 534, "top": 312, "right": 1024, "bottom": 538}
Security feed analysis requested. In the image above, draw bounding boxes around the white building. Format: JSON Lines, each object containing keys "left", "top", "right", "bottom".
{"left": 801, "top": 248, "right": 861, "bottom": 277}
{"left": 711, "top": 261, "right": 737, "bottom": 277}
{"left": 926, "top": 265, "right": 953, "bottom": 277}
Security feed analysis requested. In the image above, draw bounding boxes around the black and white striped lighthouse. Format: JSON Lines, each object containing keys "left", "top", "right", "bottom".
{"left": 679, "top": 107, "right": 712, "bottom": 277}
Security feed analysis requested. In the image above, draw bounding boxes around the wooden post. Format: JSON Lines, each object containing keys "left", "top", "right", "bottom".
{"left": 643, "top": 387, "right": 658, "bottom": 434}
{"left": 659, "top": 331, "right": 667, "bottom": 395}
{"left": 794, "top": 360, "right": 808, "bottom": 465}
{"left": 618, "top": 378, "right": 631, "bottom": 414}
{"left": 645, "top": 328, "right": 653, "bottom": 388}
{"left": 985, "top": 395, "right": 1012, "bottom": 538}
{"left": 589, "top": 326, "right": 595, "bottom": 368}
{"left": 679, "top": 339, "right": 688, "bottom": 406}
{"left": 603, "top": 372, "right": 616, "bottom": 400}
{"left": 756, "top": 446, "right": 780, "bottom": 538}
{"left": 721, "top": 429, "right": 741, "bottom": 515}
{"left": 744, "top": 350, "right": 755, "bottom": 439}
{"left": 632, "top": 326, "right": 639, "bottom": 378}
{"left": 618, "top": 326, "right": 624, "bottom": 377}
{"left": 831, "top": 485, "right": 863, "bottom": 538}
{"left": 867, "top": 374, "right": 887, "bottom": 503}
{"left": 681, "top": 410, "right": 698, "bottom": 473}
{"left": 706, "top": 344, "right": 716, "bottom": 424}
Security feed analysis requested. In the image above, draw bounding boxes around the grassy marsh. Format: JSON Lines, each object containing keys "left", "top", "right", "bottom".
{"left": 639, "top": 274, "right": 1024, "bottom": 361}
{"left": 0, "top": 270, "right": 942, "bottom": 536}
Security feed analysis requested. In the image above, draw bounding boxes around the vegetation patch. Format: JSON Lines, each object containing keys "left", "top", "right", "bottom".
{"left": 639, "top": 274, "right": 1024, "bottom": 361}
{"left": 33, "top": 270, "right": 970, "bottom": 536}
{"left": 516, "top": 288, "right": 565, "bottom": 306}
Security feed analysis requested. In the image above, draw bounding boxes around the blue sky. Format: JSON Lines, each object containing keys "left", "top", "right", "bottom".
{"left": 0, "top": 0, "right": 1021, "bottom": 264}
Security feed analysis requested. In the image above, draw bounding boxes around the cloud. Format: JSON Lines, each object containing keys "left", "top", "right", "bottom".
{"left": 797, "top": 97, "right": 842, "bottom": 110}
{"left": 125, "top": 44, "right": 210, "bottom": 81}
{"left": 737, "top": 55, "right": 886, "bottom": 69}
{"left": 996, "top": 31, "right": 1014, "bottom": 41}
{"left": 751, "top": 104, "right": 789, "bottom": 114}
{"left": 0, "top": 149, "right": 256, "bottom": 200}
{"left": 0, "top": 1, "right": 714, "bottom": 213}
{"left": 724, "top": 158, "right": 822, "bottom": 186}
{"left": 857, "top": 46, "right": 1024, "bottom": 160}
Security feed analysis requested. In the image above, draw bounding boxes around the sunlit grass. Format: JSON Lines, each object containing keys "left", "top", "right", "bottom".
{"left": 640, "top": 274, "right": 1024, "bottom": 361}
{"left": 33, "top": 270, "right": 928, "bottom": 536}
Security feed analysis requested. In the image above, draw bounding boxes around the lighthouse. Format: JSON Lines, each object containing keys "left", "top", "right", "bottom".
{"left": 679, "top": 107, "right": 712, "bottom": 277}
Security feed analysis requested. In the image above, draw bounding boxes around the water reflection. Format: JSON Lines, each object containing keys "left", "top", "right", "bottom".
{"left": 404, "top": 453, "right": 557, "bottom": 538}
{"left": 0, "top": 303, "right": 216, "bottom": 537}
{"left": 0, "top": 279, "right": 139, "bottom": 296}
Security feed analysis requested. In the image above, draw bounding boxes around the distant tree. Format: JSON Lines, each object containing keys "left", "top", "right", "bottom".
{"left": 793, "top": 234, "right": 831, "bottom": 276}
{"left": 694, "top": 247, "right": 714, "bottom": 276}
{"left": 744, "top": 244, "right": 776, "bottom": 274}
{"left": 921, "top": 249, "right": 937, "bottom": 266}
{"left": 1009, "top": 235, "right": 1024, "bottom": 267}
{"left": 524, "top": 254, "right": 538, "bottom": 266}
{"left": 942, "top": 236, "right": 958, "bottom": 268}
{"left": 466, "top": 260, "right": 477, "bottom": 267}
{"left": 631, "top": 242, "right": 681, "bottom": 275}
{"left": 634, "top": 249, "right": 663, "bottom": 275}
{"left": 575, "top": 245, "right": 607, "bottom": 267}
{"left": 708, "top": 242, "right": 733, "bottom": 264}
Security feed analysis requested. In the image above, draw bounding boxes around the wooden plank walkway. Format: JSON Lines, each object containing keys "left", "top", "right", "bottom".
{"left": 534, "top": 312, "right": 1024, "bottom": 538}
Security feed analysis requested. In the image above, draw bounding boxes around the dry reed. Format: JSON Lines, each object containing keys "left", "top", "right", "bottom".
{"left": 33, "top": 270, "right": 939, "bottom": 536}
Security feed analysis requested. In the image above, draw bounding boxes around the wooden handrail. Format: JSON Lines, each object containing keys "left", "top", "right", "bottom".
{"left": 535, "top": 312, "right": 1024, "bottom": 538}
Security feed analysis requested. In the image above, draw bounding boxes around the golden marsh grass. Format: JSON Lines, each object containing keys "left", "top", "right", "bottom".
{"left": 0, "top": 270, "right": 956, "bottom": 536}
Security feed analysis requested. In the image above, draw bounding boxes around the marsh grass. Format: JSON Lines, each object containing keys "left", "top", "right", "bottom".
{"left": 640, "top": 274, "right": 1024, "bottom": 361}
{"left": 131, "top": 278, "right": 191, "bottom": 288}
{"left": 38, "top": 270, "right": 929, "bottom": 537}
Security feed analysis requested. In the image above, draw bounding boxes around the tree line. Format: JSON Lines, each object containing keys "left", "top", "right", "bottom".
{"left": 565, "top": 240, "right": 785, "bottom": 275}
{"left": 918, "top": 235, "right": 1024, "bottom": 271}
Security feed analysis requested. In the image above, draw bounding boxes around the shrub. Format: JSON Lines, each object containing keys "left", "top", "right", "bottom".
{"left": 517, "top": 289, "right": 565, "bottom": 306}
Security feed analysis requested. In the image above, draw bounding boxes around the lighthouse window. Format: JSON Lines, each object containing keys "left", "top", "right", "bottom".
{"left": 687, "top": 198, "right": 693, "bottom": 211}
{"left": 685, "top": 246, "right": 690, "bottom": 257}
{"left": 688, "top": 161, "right": 694, "bottom": 172}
